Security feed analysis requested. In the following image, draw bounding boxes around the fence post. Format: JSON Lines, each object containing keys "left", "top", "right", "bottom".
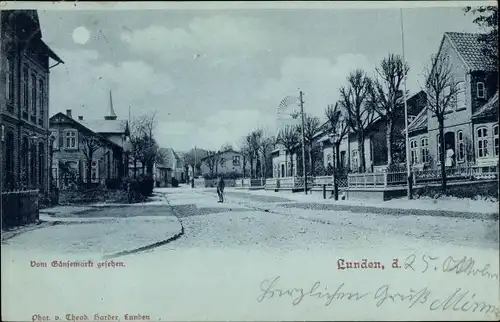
{"left": 383, "top": 172, "right": 388, "bottom": 187}
{"left": 373, "top": 173, "right": 376, "bottom": 186}
{"left": 323, "top": 184, "right": 326, "bottom": 199}
{"left": 413, "top": 171, "right": 417, "bottom": 187}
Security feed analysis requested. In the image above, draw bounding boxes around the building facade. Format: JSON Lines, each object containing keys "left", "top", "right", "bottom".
{"left": 407, "top": 32, "right": 499, "bottom": 169}
{"left": 1, "top": 10, "right": 64, "bottom": 194}
{"left": 49, "top": 109, "right": 127, "bottom": 189}
{"left": 200, "top": 149, "right": 250, "bottom": 177}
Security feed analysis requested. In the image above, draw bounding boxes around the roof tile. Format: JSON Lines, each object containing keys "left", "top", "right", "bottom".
{"left": 472, "top": 91, "right": 499, "bottom": 119}
{"left": 445, "top": 32, "right": 497, "bottom": 71}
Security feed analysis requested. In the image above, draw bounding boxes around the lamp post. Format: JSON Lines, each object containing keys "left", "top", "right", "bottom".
{"left": 328, "top": 132, "right": 340, "bottom": 200}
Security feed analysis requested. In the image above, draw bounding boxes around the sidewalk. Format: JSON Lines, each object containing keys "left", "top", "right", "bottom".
{"left": 3, "top": 202, "right": 184, "bottom": 257}
{"left": 224, "top": 188, "right": 499, "bottom": 217}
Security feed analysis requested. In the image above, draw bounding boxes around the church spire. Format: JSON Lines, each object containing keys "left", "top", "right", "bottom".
{"left": 104, "top": 90, "right": 117, "bottom": 120}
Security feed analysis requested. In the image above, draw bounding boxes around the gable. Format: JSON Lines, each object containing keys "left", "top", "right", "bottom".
{"left": 445, "top": 32, "right": 497, "bottom": 72}
{"left": 49, "top": 112, "right": 121, "bottom": 149}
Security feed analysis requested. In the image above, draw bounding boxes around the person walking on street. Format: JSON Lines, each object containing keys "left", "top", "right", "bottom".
{"left": 217, "top": 176, "right": 225, "bottom": 203}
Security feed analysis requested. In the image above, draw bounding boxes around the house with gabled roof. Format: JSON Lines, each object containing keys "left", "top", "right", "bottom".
{"left": 49, "top": 109, "right": 126, "bottom": 189}
{"left": 154, "top": 148, "right": 185, "bottom": 187}
{"left": 200, "top": 148, "right": 250, "bottom": 178}
{"left": 407, "top": 32, "right": 498, "bottom": 169}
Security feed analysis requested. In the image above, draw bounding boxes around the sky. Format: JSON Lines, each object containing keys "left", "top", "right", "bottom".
{"left": 34, "top": 2, "right": 485, "bottom": 151}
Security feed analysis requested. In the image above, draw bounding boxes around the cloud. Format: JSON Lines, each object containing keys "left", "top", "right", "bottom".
{"left": 156, "top": 109, "right": 267, "bottom": 151}
{"left": 120, "top": 14, "right": 271, "bottom": 63}
{"left": 258, "top": 54, "right": 374, "bottom": 120}
{"left": 49, "top": 48, "right": 174, "bottom": 119}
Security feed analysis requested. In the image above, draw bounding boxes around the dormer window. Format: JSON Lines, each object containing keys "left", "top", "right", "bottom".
{"left": 477, "top": 82, "right": 485, "bottom": 98}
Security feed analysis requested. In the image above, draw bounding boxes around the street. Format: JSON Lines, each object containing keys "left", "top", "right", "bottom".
{"left": 2, "top": 187, "right": 499, "bottom": 321}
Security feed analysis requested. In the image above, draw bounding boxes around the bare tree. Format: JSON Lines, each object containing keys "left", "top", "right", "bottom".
{"left": 129, "top": 113, "right": 162, "bottom": 176}
{"left": 243, "top": 130, "right": 263, "bottom": 178}
{"left": 464, "top": 6, "right": 498, "bottom": 67}
{"left": 81, "top": 134, "right": 104, "bottom": 186}
{"left": 183, "top": 150, "right": 195, "bottom": 181}
{"left": 339, "top": 69, "right": 376, "bottom": 172}
{"left": 259, "top": 135, "right": 276, "bottom": 178}
{"left": 239, "top": 142, "right": 250, "bottom": 178}
{"left": 422, "top": 53, "right": 462, "bottom": 190}
{"left": 371, "top": 54, "right": 410, "bottom": 166}
{"left": 276, "top": 125, "right": 300, "bottom": 177}
{"left": 299, "top": 114, "right": 321, "bottom": 175}
{"left": 220, "top": 143, "right": 233, "bottom": 152}
{"left": 325, "top": 102, "right": 349, "bottom": 171}
{"left": 250, "top": 130, "right": 263, "bottom": 178}
{"left": 205, "top": 150, "right": 218, "bottom": 176}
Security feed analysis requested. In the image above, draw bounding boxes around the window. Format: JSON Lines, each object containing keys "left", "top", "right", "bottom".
{"left": 106, "top": 152, "right": 111, "bottom": 179}
{"left": 30, "top": 143, "right": 36, "bottom": 187}
{"left": 22, "top": 67, "right": 29, "bottom": 113}
{"left": 476, "top": 127, "right": 488, "bottom": 158}
{"left": 31, "top": 74, "right": 37, "bottom": 117}
{"left": 4, "top": 131, "right": 14, "bottom": 190}
{"left": 38, "top": 79, "right": 44, "bottom": 123}
{"left": 352, "top": 149, "right": 359, "bottom": 171}
{"left": 477, "top": 82, "right": 485, "bottom": 98}
{"left": 456, "top": 81, "right": 466, "bottom": 110}
{"left": 420, "top": 137, "right": 429, "bottom": 163}
{"left": 232, "top": 156, "right": 240, "bottom": 166}
{"left": 327, "top": 153, "right": 332, "bottom": 163}
{"left": 5, "top": 58, "right": 14, "bottom": 103}
{"left": 410, "top": 140, "right": 419, "bottom": 164}
{"left": 91, "top": 160, "right": 99, "bottom": 183}
{"left": 456, "top": 131, "right": 465, "bottom": 162}
{"left": 494, "top": 125, "right": 499, "bottom": 157}
{"left": 22, "top": 137, "right": 29, "bottom": 187}
{"left": 38, "top": 142, "right": 45, "bottom": 188}
{"left": 340, "top": 151, "right": 347, "bottom": 169}
{"left": 64, "top": 130, "right": 78, "bottom": 149}
{"left": 50, "top": 130, "right": 59, "bottom": 150}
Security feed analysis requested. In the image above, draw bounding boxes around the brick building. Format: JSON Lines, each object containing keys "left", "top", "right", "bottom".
{"left": 0, "top": 10, "right": 63, "bottom": 193}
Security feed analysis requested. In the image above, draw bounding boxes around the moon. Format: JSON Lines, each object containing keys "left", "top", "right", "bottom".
{"left": 72, "top": 26, "right": 90, "bottom": 45}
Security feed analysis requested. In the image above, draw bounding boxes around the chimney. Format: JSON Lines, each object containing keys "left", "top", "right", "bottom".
{"left": 66, "top": 109, "right": 72, "bottom": 118}
{"left": 78, "top": 116, "right": 83, "bottom": 121}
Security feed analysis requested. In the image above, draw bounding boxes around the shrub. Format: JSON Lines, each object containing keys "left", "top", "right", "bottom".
{"left": 203, "top": 172, "right": 242, "bottom": 180}
{"left": 415, "top": 181, "right": 498, "bottom": 201}
{"left": 122, "top": 175, "right": 154, "bottom": 203}
{"left": 171, "top": 177, "right": 179, "bottom": 187}
{"left": 105, "top": 178, "right": 122, "bottom": 190}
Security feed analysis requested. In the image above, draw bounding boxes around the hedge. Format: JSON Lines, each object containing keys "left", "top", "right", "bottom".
{"left": 203, "top": 172, "right": 243, "bottom": 180}
{"left": 123, "top": 175, "right": 155, "bottom": 203}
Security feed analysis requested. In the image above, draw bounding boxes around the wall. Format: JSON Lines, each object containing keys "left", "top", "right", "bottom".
{"left": 346, "top": 134, "right": 372, "bottom": 171}
{"left": 0, "top": 13, "right": 51, "bottom": 193}
{"left": 472, "top": 122, "right": 499, "bottom": 166}
{"left": 200, "top": 150, "right": 251, "bottom": 176}
{"left": 272, "top": 148, "right": 298, "bottom": 177}
{"left": 427, "top": 36, "right": 471, "bottom": 136}
{"left": 50, "top": 118, "right": 120, "bottom": 185}
{"left": 424, "top": 36, "right": 498, "bottom": 168}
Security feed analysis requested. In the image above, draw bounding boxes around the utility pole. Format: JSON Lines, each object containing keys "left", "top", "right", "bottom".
{"left": 192, "top": 146, "right": 197, "bottom": 188}
{"left": 400, "top": 8, "right": 413, "bottom": 200}
{"left": 299, "top": 90, "right": 307, "bottom": 194}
